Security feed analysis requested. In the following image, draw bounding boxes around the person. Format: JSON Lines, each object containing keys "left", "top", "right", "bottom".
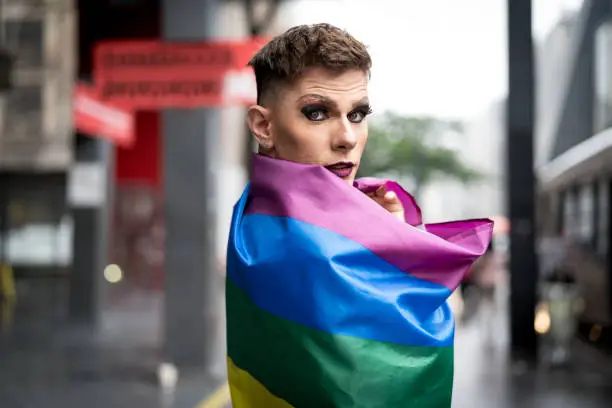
{"left": 460, "top": 242, "right": 495, "bottom": 324}
{"left": 226, "top": 23, "right": 492, "bottom": 408}
{"left": 470, "top": 242, "right": 505, "bottom": 346}
{"left": 245, "top": 23, "right": 404, "bottom": 219}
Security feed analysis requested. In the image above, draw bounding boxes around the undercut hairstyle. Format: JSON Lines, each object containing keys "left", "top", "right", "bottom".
{"left": 248, "top": 23, "right": 372, "bottom": 105}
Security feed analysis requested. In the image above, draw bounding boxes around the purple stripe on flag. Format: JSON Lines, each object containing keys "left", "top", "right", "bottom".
{"left": 244, "top": 154, "right": 493, "bottom": 290}
{"left": 353, "top": 177, "right": 423, "bottom": 226}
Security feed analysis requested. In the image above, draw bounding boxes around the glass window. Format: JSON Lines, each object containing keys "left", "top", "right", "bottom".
{"left": 3, "top": 85, "right": 42, "bottom": 139}
{"left": 0, "top": 174, "right": 71, "bottom": 267}
{"left": 578, "top": 183, "right": 595, "bottom": 244}
{"left": 562, "top": 188, "right": 578, "bottom": 238}
{"left": 5, "top": 20, "right": 44, "bottom": 68}
{"left": 595, "top": 20, "right": 612, "bottom": 132}
{"left": 597, "top": 178, "right": 609, "bottom": 257}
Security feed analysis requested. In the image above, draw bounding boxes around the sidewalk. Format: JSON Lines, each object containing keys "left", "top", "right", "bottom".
{"left": 3, "top": 280, "right": 611, "bottom": 408}
{"left": 452, "top": 284, "right": 612, "bottom": 408}
{"left": 0, "top": 283, "right": 227, "bottom": 408}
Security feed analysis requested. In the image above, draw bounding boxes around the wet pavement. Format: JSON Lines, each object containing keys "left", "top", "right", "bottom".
{"left": 0, "top": 280, "right": 227, "bottom": 408}
{"left": 0, "top": 324, "right": 227, "bottom": 408}
{"left": 452, "top": 284, "right": 612, "bottom": 408}
{"left": 453, "top": 321, "right": 612, "bottom": 407}
{"left": 1, "top": 281, "right": 612, "bottom": 407}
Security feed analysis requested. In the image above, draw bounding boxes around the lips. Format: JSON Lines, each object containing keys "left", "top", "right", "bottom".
{"left": 325, "top": 162, "right": 355, "bottom": 178}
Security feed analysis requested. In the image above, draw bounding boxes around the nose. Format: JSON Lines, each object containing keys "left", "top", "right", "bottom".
{"left": 332, "top": 117, "right": 358, "bottom": 151}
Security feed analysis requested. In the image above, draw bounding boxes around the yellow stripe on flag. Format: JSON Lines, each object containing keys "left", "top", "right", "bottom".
{"left": 227, "top": 357, "right": 294, "bottom": 408}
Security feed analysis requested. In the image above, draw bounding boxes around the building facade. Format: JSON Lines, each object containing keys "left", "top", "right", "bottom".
{"left": 537, "top": 0, "right": 612, "bottom": 343}
{"left": 0, "top": 0, "right": 75, "bottom": 272}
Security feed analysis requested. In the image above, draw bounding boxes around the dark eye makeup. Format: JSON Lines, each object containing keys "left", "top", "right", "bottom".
{"left": 301, "top": 104, "right": 328, "bottom": 121}
{"left": 300, "top": 103, "right": 373, "bottom": 123}
{"left": 348, "top": 105, "right": 373, "bottom": 123}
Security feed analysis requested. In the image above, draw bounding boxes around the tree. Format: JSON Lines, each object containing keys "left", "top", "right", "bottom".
{"left": 358, "top": 112, "right": 482, "bottom": 199}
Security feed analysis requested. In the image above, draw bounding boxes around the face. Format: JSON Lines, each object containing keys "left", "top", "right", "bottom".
{"left": 247, "top": 67, "right": 371, "bottom": 184}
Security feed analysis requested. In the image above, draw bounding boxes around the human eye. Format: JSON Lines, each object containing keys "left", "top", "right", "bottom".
{"left": 301, "top": 104, "right": 328, "bottom": 122}
{"left": 348, "top": 105, "right": 373, "bottom": 124}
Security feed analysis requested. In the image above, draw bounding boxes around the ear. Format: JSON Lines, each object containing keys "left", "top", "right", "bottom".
{"left": 246, "top": 105, "right": 274, "bottom": 150}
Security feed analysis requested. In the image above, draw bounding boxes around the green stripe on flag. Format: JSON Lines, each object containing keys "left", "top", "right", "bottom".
{"left": 227, "top": 279, "right": 454, "bottom": 408}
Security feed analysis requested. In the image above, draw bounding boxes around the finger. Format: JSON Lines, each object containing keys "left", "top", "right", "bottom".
{"left": 383, "top": 190, "right": 403, "bottom": 208}
{"left": 375, "top": 185, "right": 386, "bottom": 197}
{"left": 384, "top": 191, "right": 397, "bottom": 202}
{"left": 384, "top": 191, "right": 403, "bottom": 208}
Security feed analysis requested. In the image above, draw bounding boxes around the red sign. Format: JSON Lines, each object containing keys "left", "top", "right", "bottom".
{"left": 74, "top": 83, "right": 135, "bottom": 147}
{"left": 93, "top": 38, "right": 268, "bottom": 109}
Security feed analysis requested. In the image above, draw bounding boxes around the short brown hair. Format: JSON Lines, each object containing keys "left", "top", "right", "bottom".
{"left": 248, "top": 23, "right": 371, "bottom": 104}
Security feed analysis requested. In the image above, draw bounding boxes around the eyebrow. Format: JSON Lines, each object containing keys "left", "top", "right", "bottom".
{"left": 297, "top": 94, "right": 370, "bottom": 110}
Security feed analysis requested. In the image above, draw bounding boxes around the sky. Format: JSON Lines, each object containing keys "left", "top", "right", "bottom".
{"left": 283, "top": 0, "right": 584, "bottom": 120}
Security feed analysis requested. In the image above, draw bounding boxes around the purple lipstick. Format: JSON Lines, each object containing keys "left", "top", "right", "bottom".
{"left": 325, "top": 162, "right": 355, "bottom": 179}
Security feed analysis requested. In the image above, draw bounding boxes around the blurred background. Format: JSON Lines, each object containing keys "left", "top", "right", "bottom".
{"left": 0, "top": 0, "right": 611, "bottom": 407}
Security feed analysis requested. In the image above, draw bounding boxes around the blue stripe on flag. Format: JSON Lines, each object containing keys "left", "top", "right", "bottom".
{"left": 227, "top": 209, "right": 455, "bottom": 348}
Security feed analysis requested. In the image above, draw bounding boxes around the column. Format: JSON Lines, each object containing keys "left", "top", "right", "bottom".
{"left": 507, "top": 0, "right": 539, "bottom": 362}
{"left": 161, "top": 0, "right": 222, "bottom": 370}
{"left": 68, "top": 137, "right": 113, "bottom": 329}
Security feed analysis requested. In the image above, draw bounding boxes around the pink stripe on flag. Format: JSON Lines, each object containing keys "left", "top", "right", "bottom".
{"left": 245, "top": 154, "right": 493, "bottom": 290}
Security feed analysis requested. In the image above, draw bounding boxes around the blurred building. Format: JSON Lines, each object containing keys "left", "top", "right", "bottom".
{"left": 535, "top": 11, "right": 578, "bottom": 168}
{"left": 0, "top": 0, "right": 75, "bottom": 271}
{"left": 537, "top": 0, "right": 611, "bottom": 247}
{"left": 537, "top": 0, "right": 612, "bottom": 349}
{"left": 0, "top": 0, "right": 75, "bottom": 170}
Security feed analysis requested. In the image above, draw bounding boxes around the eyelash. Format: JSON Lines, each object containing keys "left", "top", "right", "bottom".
{"left": 301, "top": 105, "right": 373, "bottom": 123}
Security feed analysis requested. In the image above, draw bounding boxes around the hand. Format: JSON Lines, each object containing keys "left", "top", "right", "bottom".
{"left": 367, "top": 185, "right": 405, "bottom": 222}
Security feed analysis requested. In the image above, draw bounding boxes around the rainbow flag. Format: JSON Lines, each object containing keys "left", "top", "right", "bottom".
{"left": 226, "top": 154, "right": 493, "bottom": 407}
